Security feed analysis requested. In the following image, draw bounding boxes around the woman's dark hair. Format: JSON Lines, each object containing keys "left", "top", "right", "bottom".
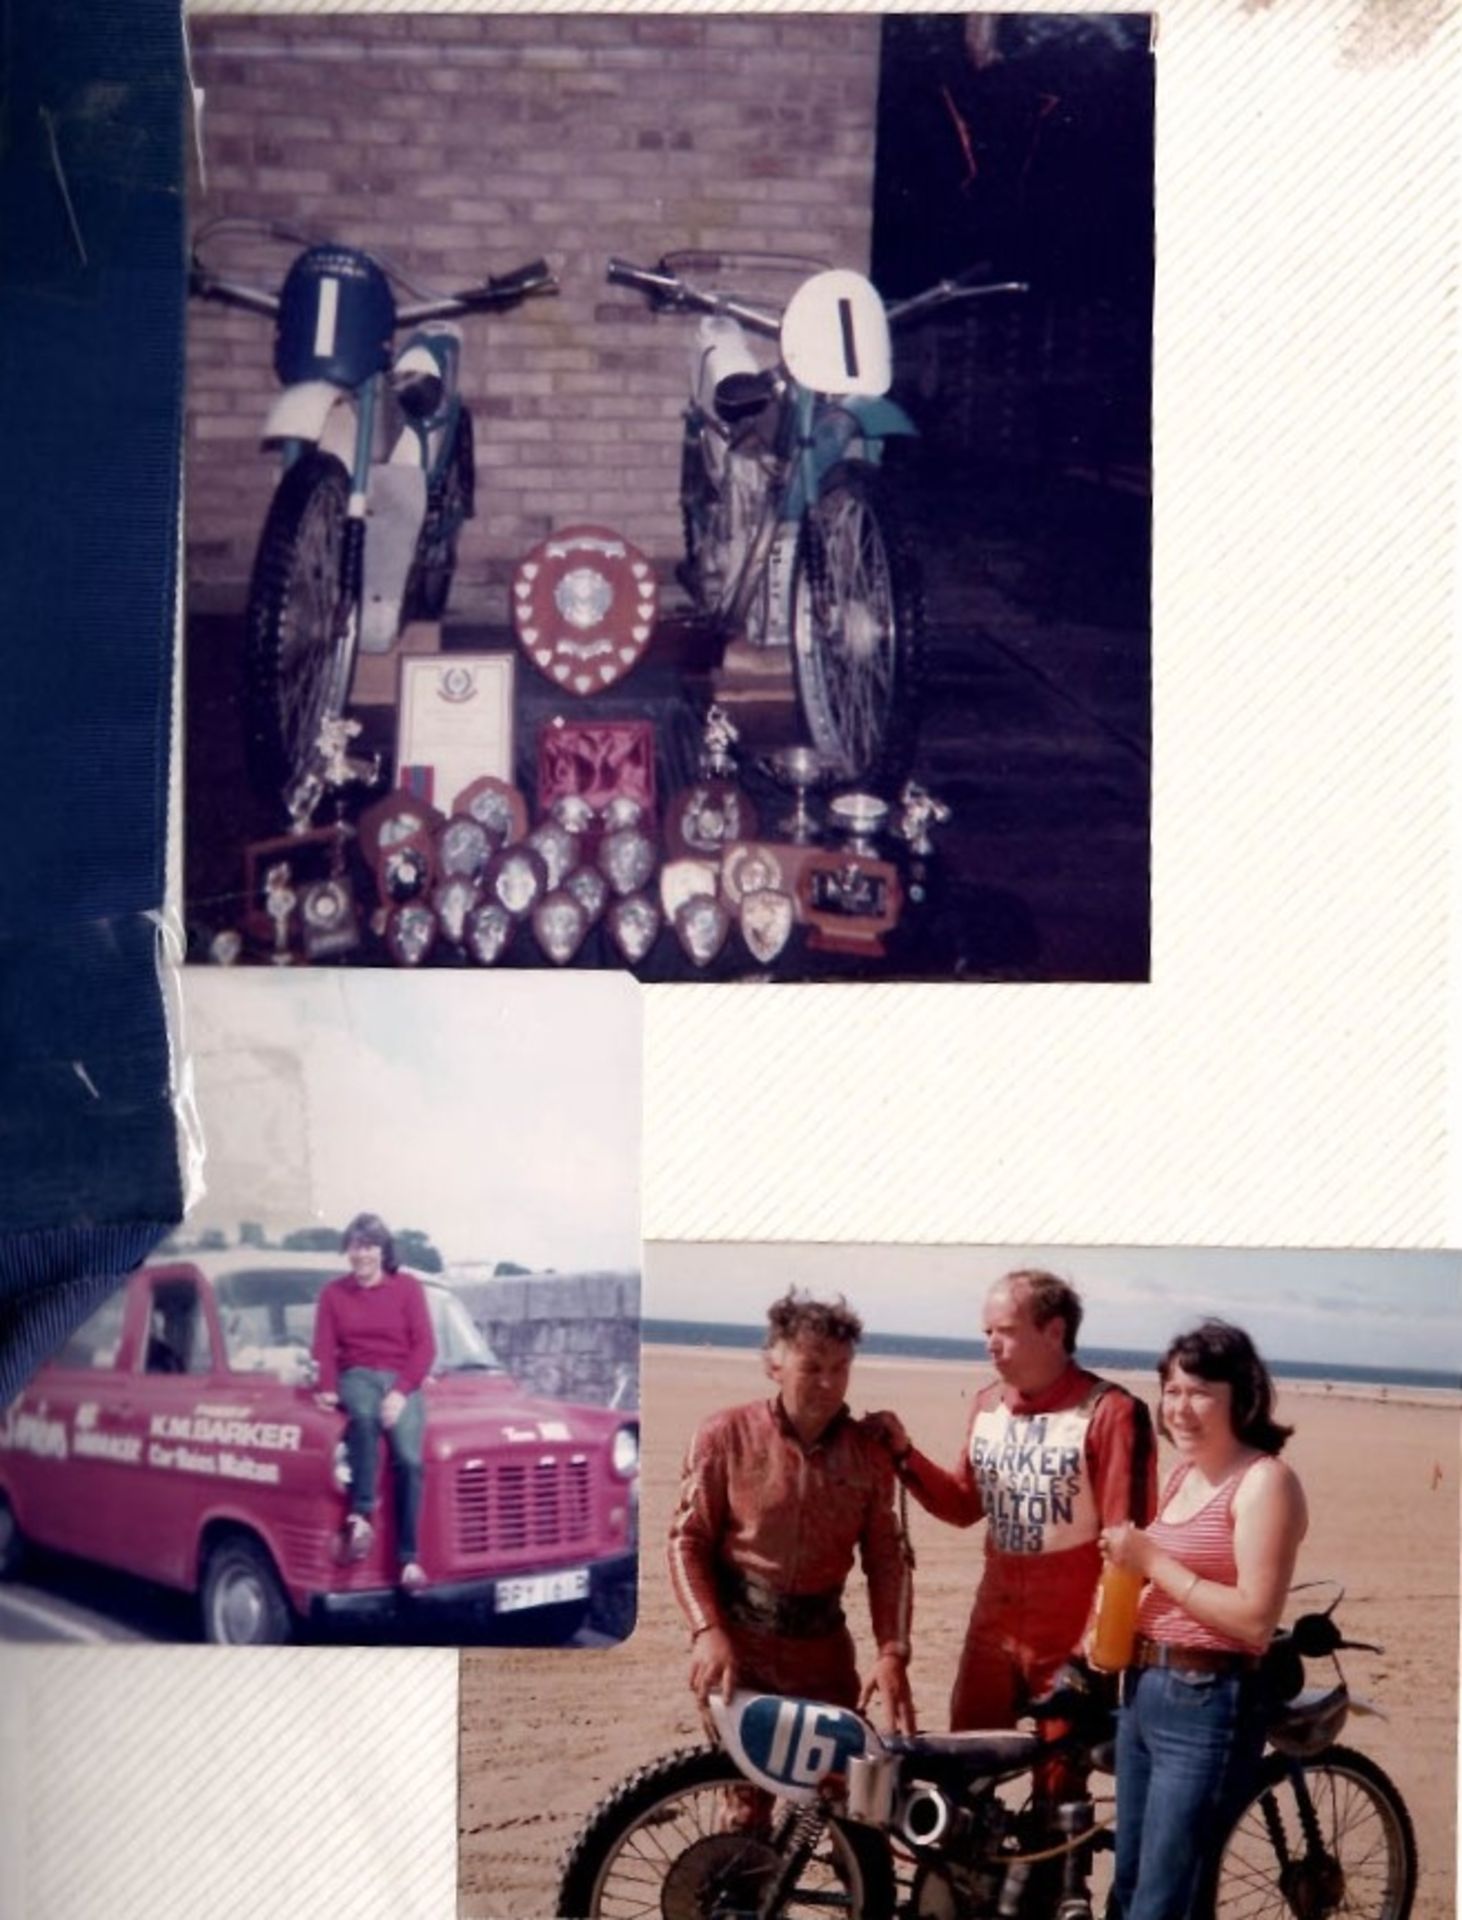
{"left": 341, "top": 1211, "right": 399, "bottom": 1274}
{"left": 1158, "top": 1318, "right": 1292, "bottom": 1454}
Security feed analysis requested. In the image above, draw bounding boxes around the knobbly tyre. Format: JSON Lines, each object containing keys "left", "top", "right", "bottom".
{"left": 604, "top": 252, "right": 1025, "bottom": 790}
{"left": 556, "top": 1586, "right": 1415, "bottom": 1920}
{"left": 190, "top": 220, "right": 558, "bottom": 829}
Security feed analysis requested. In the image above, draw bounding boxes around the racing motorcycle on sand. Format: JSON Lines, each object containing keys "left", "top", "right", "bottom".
{"left": 557, "top": 1586, "right": 1415, "bottom": 1920}
{"left": 605, "top": 251, "right": 1025, "bottom": 789}
{"left": 190, "top": 220, "right": 558, "bottom": 829}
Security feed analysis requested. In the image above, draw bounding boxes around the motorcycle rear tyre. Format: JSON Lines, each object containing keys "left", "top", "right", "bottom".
{"left": 556, "top": 1743, "right": 895, "bottom": 1920}
{"left": 789, "top": 461, "right": 924, "bottom": 789}
{"left": 1200, "top": 1744, "right": 1417, "bottom": 1920}
{"left": 244, "top": 450, "right": 355, "bottom": 820}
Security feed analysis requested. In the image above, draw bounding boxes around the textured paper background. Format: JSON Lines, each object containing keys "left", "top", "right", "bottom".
{"left": 7, "top": 1, "right": 1457, "bottom": 1915}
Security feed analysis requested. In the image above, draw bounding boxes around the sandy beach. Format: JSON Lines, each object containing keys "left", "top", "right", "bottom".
{"left": 459, "top": 1345, "right": 1459, "bottom": 1918}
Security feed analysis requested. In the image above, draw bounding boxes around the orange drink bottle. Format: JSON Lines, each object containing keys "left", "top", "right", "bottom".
{"left": 1089, "top": 1563, "right": 1144, "bottom": 1671}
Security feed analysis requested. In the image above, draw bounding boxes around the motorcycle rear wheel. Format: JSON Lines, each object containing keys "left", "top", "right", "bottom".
{"left": 556, "top": 1744, "right": 895, "bottom": 1920}
{"left": 789, "top": 461, "right": 924, "bottom": 788}
{"left": 1201, "top": 1745, "right": 1417, "bottom": 1920}
{"left": 244, "top": 449, "right": 357, "bottom": 824}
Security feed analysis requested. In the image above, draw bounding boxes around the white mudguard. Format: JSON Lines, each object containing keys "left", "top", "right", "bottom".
{"left": 359, "top": 464, "right": 427, "bottom": 652}
{"left": 708, "top": 1691, "right": 883, "bottom": 1802}
{"left": 261, "top": 381, "right": 358, "bottom": 467}
{"left": 690, "top": 314, "right": 761, "bottom": 420}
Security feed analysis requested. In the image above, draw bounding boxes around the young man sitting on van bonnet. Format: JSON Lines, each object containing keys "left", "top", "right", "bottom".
{"left": 312, "top": 1211, "right": 435, "bottom": 1591}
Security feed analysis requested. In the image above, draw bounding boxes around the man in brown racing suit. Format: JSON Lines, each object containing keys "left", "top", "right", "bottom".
{"left": 668, "top": 1290, "right": 917, "bottom": 1739}
{"left": 869, "top": 1269, "right": 1156, "bottom": 1739}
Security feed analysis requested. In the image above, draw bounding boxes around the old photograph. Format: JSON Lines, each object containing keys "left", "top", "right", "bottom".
{"left": 0, "top": 971, "right": 642, "bottom": 1646}
{"left": 460, "top": 1242, "right": 1459, "bottom": 1919}
{"left": 183, "top": 13, "right": 1152, "bottom": 980}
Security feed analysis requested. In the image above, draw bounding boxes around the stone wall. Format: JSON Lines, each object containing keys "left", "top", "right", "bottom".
{"left": 186, "top": 13, "right": 883, "bottom": 617}
{"left": 449, "top": 1268, "right": 640, "bottom": 1408}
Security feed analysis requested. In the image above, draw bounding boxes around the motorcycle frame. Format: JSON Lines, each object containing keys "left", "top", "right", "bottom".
{"left": 705, "top": 380, "right": 917, "bottom": 648}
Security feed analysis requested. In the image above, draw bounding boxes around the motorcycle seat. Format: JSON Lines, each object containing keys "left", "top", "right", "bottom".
{"left": 895, "top": 1730, "right": 1043, "bottom": 1771}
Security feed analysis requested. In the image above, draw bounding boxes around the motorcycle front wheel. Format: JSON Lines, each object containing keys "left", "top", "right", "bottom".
{"left": 789, "top": 461, "right": 924, "bottom": 789}
{"left": 556, "top": 1744, "right": 895, "bottom": 1920}
{"left": 1202, "top": 1745, "right": 1417, "bottom": 1920}
{"left": 244, "top": 449, "right": 357, "bottom": 823}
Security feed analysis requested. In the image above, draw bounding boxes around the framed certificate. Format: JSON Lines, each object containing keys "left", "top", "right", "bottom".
{"left": 396, "top": 653, "right": 515, "bottom": 810}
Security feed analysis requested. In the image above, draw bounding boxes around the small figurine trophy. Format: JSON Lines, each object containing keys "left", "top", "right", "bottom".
{"left": 263, "top": 862, "right": 297, "bottom": 965}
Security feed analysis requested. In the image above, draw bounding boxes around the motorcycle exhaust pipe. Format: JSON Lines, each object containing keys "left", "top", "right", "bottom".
{"left": 845, "top": 1754, "right": 896, "bottom": 1827}
{"left": 897, "top": 1782, "right": 968, "bottom": 1850}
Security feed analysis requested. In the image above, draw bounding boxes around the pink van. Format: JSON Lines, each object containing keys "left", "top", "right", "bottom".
{"left": 0, "top": 1252, "right": 639, "bottom": 1643}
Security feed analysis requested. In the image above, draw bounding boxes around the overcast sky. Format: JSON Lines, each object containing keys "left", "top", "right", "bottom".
{"left": 181, "top": 971, "right": 641, "bottom": 1271}
{"left": 644, "top": 1243, "right": 1462, "bottom": 1375}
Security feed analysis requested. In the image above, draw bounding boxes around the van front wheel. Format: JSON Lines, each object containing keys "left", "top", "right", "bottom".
{"left": 201, "top": 1534, "right": 295, "bottom": 1646}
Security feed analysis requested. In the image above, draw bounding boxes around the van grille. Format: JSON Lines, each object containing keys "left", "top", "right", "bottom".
{"left": 455, "top": 1455, "right": 592, "bottom": 1559}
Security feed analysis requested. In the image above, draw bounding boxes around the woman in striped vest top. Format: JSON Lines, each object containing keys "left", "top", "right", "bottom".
{"left": 1097, "top": 1319, "right": 1309, "bottom": 1920}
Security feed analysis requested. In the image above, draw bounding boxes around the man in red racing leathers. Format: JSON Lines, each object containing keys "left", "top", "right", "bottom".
{"left": 668, "top": 1290, "right": 917, "bottom": 1741}
{"left": 869, "top": 1269, "right": 1155, "bottom": 1739}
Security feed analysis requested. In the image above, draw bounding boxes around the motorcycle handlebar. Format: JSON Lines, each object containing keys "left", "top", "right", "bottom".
{"left": 397, "top": 259, "right": 559, "bottom": 324}
{"left": 605, "top": 257, "right": 781, "bottom": 338}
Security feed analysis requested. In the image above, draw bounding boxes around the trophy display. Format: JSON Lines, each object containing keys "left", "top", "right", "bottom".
{"left": 532, "top": 889, "right": 590, "bottom": 966}
{"left": 397, "top": 653, "right": 514, "bottom": 811}
{"left": 358, "top": 791, "right": 442, "bottom": 909}
{"left": 565, "top": 864, "right": 609, "bottom": 925}
{"left": 242, "top": 822, "right": 362, "bottom": 963}
{"left": 385, "top": 901, "right": 438, "bottom": 967}
{"left": 673, "top": 892, "right": 731, "bottom": 968}
{"left": 660, "top": 857, "right": 720, "bottom": 922}
{"left": 452, "top": 774, "right": 529, "bottom": 849}
{"left": 512, "top": 524, "right": 658, "bottom": 695}
{"left": 896, "top": 780, "right": 952, "bottom": 912}
{"left": 209, "top": 929, "right": 243, "bottom": 967}
{"left": 432, "top": 875, "right": 482, "bottom": 947}
{"left": 598, "top": 823, "right": 658, "bottom": 899}
{"left": 827, "top": 791, "right": 890, "bottom": 859}
{"left": 485, "top": 843, "right": 549, "bottom": 920}
{"left": 527, "top": 821, "right": 582, "bottom": 894}
{"left": 298, "top": 876, "right": 361, "bottom": 961}
{"left": 796, "top": 853, "right": 905, "bottom": 956}
{"left": 264, "top": 863, "right": 297, "bottom": 965}
{"left": 607, "top": 892, "right": 662, "bottom": 966}
{"left": 538, "top": 717, "right": 657, "bottom": 827}
{"left": 551, "top": 794, "right": 598, "bottom": 837}
{"left": 465, "top": 899, "right": 514, "bottom": 967}
{"left": 436, "top": 814, "right": 494, "bottom": 881}
{"left": 767, "top": 744, "right": 834, "bottom": 844}
{"left": 602, "top": 794, "right": 645, "bottom": 832}
{"left": 720, "top": 841, "right": 786, "bottom": 911}
{"left": 739, "top": 887, "right": 796, "bottom": 966}
{"left": 664, "top": 703, "right": 758, "bottom": 860}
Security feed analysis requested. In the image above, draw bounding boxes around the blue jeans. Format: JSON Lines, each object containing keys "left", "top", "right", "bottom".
{"left": 1112, "top": 1665, "right": 1266, "bottom": 1920}
{"left": 338, "top": 1367, "right": 426, "bottom": 1562}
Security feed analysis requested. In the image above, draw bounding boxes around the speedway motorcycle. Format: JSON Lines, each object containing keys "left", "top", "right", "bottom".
{"left": 190, "top": 220, "right": 558, "bottom": 829}
{"left": 557, "top": 1586, "right": 1415, "bottom": 1920}
{"left": 605, "top": 252, "right": 1024, "bottom": 788}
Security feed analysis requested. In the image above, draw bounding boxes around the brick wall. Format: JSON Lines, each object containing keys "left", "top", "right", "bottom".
{"left": 449, "top": 1268, "right": 640, "bottom": 1407}
{"left": 186, "top": 14, "right": 883, "bottom": 618}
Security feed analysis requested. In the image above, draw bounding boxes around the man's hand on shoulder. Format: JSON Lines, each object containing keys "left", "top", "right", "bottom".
{"left": 861, "top": 1410, "right": 911, "bottom": 1461}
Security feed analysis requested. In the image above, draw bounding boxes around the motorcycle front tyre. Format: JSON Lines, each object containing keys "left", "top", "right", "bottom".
{"left": 244, "top": 449, "right": 356, "bottom": 819}
{"left": 556, "top": 1743, "right": 896, "bottom": 1920}
{"left": 788, "top": 460, "right": 924, "bottom": 790}
{"left": 1199, "top": 1744, "right": 1417, "bottom": 1920}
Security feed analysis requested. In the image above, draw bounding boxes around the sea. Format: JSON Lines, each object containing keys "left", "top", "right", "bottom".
{"left": 641, "top": 1319, "right": 1460, "bottom": 1395}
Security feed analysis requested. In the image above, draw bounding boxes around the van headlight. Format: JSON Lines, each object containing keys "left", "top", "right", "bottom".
{"left": 610, "top": 1424, "right": 639, "bottom": 1478}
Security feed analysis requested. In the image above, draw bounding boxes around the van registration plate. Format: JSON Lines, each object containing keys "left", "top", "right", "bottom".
{"left": 495, "top": 1568, "right": 590, "bottom": 1613}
